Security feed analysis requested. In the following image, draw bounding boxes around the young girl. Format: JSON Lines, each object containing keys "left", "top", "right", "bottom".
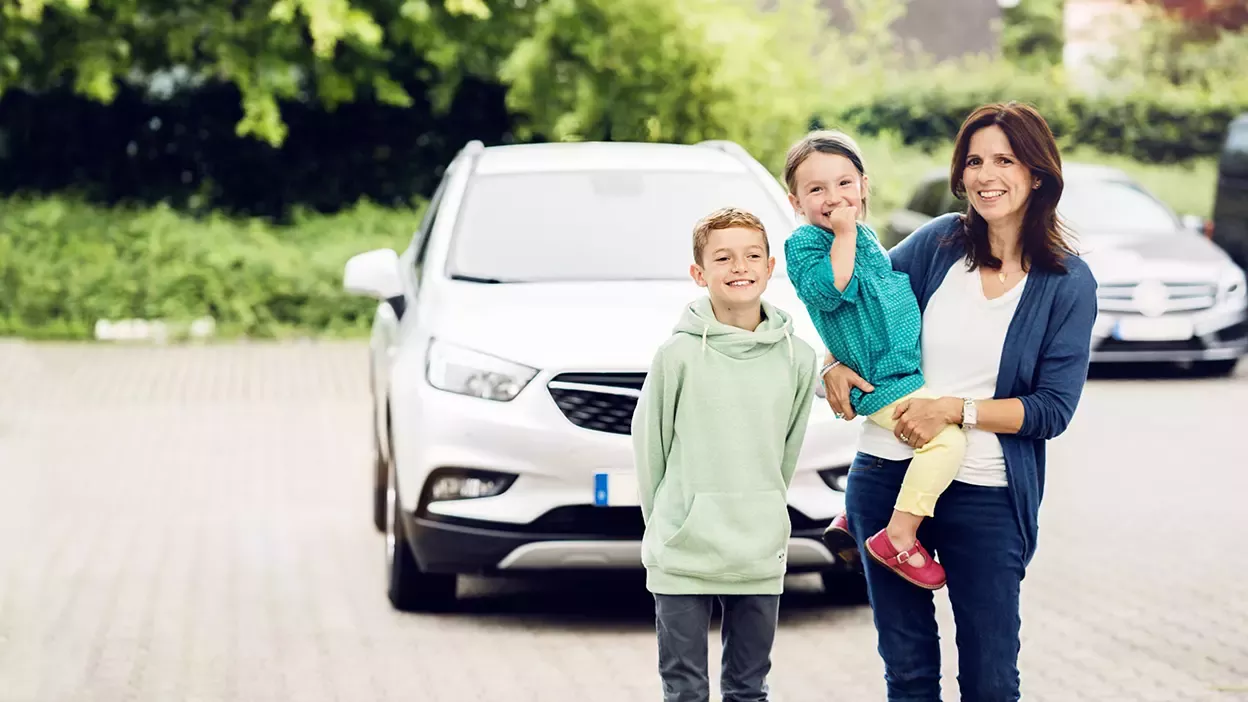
{"left": 782, "top": 130, "right": 967, "bottom": 590}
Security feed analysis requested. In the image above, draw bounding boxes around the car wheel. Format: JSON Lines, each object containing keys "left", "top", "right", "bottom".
{"left": 385, "top": 458, "right": 457, "bottom": 612}
{"left": 371, "top": 419, "right": 387, "bottom": 533}
{"left": 820, "top": 569, "right": 869, "bottom": 605}
{"left": 1196, "top": 359, "right": 1239, "bottom": 378}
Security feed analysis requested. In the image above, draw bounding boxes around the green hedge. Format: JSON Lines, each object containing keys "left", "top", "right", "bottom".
{"left": 0, "top": 197, "right": 422, "bottom": 340}
{"left": 821, "top": 68, "right": 1248, "bottom": 164}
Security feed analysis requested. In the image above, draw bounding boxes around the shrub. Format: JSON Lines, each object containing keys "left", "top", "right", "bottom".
{"left": 0, "top": 196, "right": 422, "bottom": 339}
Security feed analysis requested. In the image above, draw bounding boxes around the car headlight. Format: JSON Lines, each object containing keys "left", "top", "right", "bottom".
{"left": 1218, "top": 268, "right": 1247, "bottom": 305}
{"left": 425, "top": 339, "right": 538, "bottom": 401}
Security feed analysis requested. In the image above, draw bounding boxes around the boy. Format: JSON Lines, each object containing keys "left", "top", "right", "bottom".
{"left": 632, "top": 207, "right": 817, "bottom": 702}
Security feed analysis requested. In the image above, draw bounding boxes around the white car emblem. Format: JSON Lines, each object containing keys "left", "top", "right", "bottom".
{"left": 1132, "top": 280, "right": 1170, "bottom": 318}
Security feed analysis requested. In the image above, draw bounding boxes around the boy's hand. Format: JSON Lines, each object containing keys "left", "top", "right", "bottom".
{"left": 827, "top": 205, "right": 858, "bottom": 238}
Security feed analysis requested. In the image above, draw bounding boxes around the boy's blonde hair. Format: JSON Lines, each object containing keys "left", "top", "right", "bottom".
{"left": 692, "top": 207, "right": 769, "bottom": 265}
{"left": 783, "top": 129, "right": 870, "bottom": 217}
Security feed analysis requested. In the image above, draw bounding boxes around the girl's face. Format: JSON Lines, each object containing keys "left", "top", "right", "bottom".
{"left": 961, "top": 124, "right": 1036, "bottom": 231}
{"left": 787, "top": 152, "right": 867, "bottom": 231}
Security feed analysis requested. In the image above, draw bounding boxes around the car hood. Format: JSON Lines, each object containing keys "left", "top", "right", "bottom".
{"left": 1079, "top": 229, "right": 1236, "bottom": 284}
{"left": 424, "top": 278, "right": 826, "bottom": 372}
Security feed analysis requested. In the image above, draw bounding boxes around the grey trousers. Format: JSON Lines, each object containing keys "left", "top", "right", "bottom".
{"left": 653, "top": 594, "right": 781, "bottom": 702}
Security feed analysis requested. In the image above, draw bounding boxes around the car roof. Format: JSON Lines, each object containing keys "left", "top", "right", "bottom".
{"left": 473, "top": 141, "right": 751, "bottom": 176}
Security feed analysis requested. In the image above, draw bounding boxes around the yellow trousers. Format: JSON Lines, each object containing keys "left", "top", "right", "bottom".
{"left": 868, "top": 387, "right": 968, "bottom": 518}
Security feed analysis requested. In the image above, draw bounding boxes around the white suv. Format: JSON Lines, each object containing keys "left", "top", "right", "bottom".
{"left": 343, "top": 139, "right": 864, "bottom": 611}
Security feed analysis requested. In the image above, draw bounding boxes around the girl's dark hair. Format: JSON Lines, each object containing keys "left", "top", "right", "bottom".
{"left": 783, "top": 129, "right": 869, "bottom": 218}
{"left": 949, "top": 102, "right": 1076, "bottom": 273}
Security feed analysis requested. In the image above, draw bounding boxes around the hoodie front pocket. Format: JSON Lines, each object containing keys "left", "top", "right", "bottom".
{"left": 658, "top": 490, "right": 791, "bottom": 582}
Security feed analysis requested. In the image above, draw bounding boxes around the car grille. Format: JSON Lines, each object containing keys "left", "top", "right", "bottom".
{"left": 1097, "top": 281, "right": 1217, "bottom": 313}
{"left": 547, "top": 373, "right": 646, "bottom": 435}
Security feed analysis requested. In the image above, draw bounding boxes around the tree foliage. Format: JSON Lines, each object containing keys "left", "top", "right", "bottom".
{"left": 0, "top": 0, "right": 828, "bottom": 169}
{"left": 1002, "top": 0, "right": 1065, "bottom": 70}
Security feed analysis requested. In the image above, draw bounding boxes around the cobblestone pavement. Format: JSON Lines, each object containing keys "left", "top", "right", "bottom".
{"left": 1, "top": 340, "right": 1246, "bottom": 702}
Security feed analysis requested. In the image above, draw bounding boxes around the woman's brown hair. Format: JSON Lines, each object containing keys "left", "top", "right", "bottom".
{"left": 949, "top": 102, "right": 1076, "bottom": 274}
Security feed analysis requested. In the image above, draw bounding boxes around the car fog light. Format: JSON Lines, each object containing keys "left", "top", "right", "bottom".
{"left": 427, "top": 469, "right": 517, "bottom": 502}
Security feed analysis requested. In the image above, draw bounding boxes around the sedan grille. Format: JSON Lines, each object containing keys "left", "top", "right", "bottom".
{"left": 1096, "top": 281, "right": 1217, "bottom": 314}
{"left": 547, "top": 373, "right": 646, "bottom": 435}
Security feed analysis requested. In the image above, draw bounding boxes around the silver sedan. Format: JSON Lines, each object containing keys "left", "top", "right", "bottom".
{"left": 883, "top": 163, "right": 1248, "bottom": 376}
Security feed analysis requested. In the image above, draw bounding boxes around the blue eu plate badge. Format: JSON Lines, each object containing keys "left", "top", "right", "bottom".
{"left": 593, "top": 472, "right": 639, "bottom": 507}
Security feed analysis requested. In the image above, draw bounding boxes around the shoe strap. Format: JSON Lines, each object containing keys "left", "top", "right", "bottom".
{"left": 889, "top": 541, "right": 923, "bottom": 566}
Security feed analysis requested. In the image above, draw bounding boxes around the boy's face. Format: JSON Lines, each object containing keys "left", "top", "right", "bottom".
{"left": 787, "top": 151, "right": 868, "bottom": 232}
{"left": 690, "top": 226, "right": 775, "bottom": 306}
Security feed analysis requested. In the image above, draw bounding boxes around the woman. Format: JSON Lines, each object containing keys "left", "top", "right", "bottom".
{"left": 820, "top": 102, "right": 1098, "bottom": 700}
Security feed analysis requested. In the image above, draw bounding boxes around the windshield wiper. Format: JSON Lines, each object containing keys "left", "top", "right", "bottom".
{"left": 450, "top": 274, "right": 509, "bottom": 284}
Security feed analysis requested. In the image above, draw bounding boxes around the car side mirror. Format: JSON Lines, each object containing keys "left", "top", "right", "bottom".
{"left": 344, "top": 249, "right": 403, "bottom": 300}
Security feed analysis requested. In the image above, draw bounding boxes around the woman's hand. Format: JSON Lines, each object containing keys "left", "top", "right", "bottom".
{"left": 821, "top": 352, "right": 874, "bottom": 420}
{"left": 892, "top": 396, "right": 963, "bottom": 447}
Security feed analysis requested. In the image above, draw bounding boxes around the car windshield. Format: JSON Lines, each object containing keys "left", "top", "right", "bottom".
{"left": 446, "top": 170, "right": 792, "bottom": 282}
{"left": 1059, "top": 176, "right": 1180, "bottom": 236}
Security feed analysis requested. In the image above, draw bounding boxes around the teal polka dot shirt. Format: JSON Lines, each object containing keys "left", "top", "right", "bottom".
{"left": 784, "top": 222, "right": 925, "bottom": 417}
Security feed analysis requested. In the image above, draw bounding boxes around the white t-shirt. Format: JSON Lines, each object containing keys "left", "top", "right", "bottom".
{"left": 858, "top": 261, "right": 1027, "bottom": 487}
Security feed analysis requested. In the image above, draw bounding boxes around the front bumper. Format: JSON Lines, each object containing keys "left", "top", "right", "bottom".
{"left": 403, "top": 507, "right": 849, "bottom": 575}
{"left": 390, "top": 364, "right": 861, "bottom": 525}
{"left": 1090, "top": 308, "right": 1248, "bottom": 364}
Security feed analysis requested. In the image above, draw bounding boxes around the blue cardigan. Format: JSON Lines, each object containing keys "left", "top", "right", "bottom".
{"left": 888, "top": 213, "right": 1099, "bottom": 565}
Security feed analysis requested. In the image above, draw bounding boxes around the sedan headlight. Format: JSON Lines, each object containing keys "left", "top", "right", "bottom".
{"left": 425, "top": 339, "right": 538, "bottom": 401}
{"left": 1218, "top": 268, "right": 1247, "bottom": 306}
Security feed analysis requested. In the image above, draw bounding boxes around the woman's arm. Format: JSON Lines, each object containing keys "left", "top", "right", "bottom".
{"left": 1012, "top": 263, "right": 1099, "bottom": 440}
{"left": 891, "top": 396, "right": 1023, "bottom": 447}
{"left": 892, "top": 263, "right": 1098, "bottom": 445}
{"left": 819, "top": 351, "right": 874, "bottom": 420}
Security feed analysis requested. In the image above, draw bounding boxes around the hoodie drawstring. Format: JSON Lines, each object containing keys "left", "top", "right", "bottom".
{"left": 701, "top": 325, "right": 708, "bottom": 355}
{"left": 784, "top": 326, "right": 793, "bottom": 361}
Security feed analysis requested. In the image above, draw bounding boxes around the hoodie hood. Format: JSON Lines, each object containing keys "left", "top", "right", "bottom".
{"left": 674, "top": 297, "right": 796, "bottom": 361}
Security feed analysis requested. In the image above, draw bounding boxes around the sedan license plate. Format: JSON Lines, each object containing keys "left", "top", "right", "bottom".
{"left": 1112, "top": 316, "right": 1194, "bottom": 342}
{"left": 594, "top": 472, "right": 639, "bottom": 507}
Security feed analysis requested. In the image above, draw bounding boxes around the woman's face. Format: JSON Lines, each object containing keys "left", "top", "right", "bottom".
{"left": 961, "top": 125, "right": 1036, "bottom": 231}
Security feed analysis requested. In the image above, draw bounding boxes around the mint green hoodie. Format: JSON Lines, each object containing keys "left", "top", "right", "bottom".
{"left": 632, "top": 296, "right": 817, "bottom": 595}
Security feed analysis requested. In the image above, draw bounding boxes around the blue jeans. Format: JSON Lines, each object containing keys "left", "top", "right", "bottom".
{"left": 845, "top": 453, "right": 1026, "bottom": 702}
{"left": 654, "top": 594, "right": 780, "bottom": 702}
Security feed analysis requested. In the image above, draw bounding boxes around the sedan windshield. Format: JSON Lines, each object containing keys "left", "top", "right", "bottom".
{"left": 446, "top": 170, "right": 792, "bottom": 282}
{"left": 1059, "top": 177, "right": 1181, "bottom": 236}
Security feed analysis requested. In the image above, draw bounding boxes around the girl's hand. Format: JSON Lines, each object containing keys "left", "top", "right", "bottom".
{"left": 821, "top": 353, "right": 874, "bottom": 420}
{"left": 892, "top": 397, "right": 963, "bottom": 447}
{"left": 827, "top": 205, "right": 858, "bottom": 238}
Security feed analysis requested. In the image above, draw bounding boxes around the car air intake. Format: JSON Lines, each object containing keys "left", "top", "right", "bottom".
{"left": 547, "top": 373, "right": 646, "bottom": 435}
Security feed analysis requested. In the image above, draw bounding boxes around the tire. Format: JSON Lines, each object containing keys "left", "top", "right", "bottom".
{"left": 820, "top": 569, "right": 869, "bottom": 605}
{"left": 385, "top": 458, "right": 457, "bottom": 612}
{"left": 371, "top": 436, "right": 387, "bottom": 533}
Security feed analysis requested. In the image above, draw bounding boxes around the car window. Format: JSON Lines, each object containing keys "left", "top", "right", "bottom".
{"left": 445, "top": 170, "right": 793, "bottom": 282}
{"left": 1059, "top": 177, "right": 1180, "bottom": 236}
{"left": 906, "top": 178, "right": 947, "bottom": 217}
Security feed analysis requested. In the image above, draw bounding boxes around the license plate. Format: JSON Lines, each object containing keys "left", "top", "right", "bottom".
{"left": 1112, "top": 317, "right": 1194, "bottom": 342}
{"left": 593, "top": 473, "right": 639, "bottom": 507}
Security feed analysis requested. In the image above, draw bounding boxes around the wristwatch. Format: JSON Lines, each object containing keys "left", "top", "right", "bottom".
{"left": 960, "top": 398, "right": 977, "bottom": 431}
